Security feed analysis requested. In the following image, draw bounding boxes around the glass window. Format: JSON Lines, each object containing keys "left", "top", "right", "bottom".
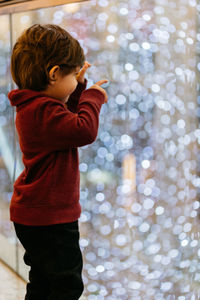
{"left": 0, "top": 1, "right": 200, "bottom": 299}
{"left": 0, "top": 14, "right": 17, "bottom": 263}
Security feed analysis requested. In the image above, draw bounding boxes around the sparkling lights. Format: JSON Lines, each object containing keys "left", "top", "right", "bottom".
{"left": 0, "top": 0, "right": 200, "bottom": 299}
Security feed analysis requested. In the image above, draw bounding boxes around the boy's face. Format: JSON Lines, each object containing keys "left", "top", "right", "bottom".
{"left": 44, "top": 66, "right": 80, "bottom": 103}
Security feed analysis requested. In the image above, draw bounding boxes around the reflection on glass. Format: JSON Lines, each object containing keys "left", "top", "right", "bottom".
{"left": 0, "top": 14, "right": 16, "bottom": 242}
{"left": 0, "top": 0, "right": 198, "bottom": 298}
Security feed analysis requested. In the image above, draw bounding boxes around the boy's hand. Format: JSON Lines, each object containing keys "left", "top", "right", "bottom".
{"left": 76, "top": 61, "right": 91, "bottom": 84}
{"left": 89, "top": 80, "right": 108, "bottom": 103}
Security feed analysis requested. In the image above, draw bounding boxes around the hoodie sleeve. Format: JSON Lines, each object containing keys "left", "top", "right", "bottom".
{"left": 32, "top": 88, "right": 105, "bottom": 151}
{"left": 66, "top": 79, "right": 87, "bottom": 113}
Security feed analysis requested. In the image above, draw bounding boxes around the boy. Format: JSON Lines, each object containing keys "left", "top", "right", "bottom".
{"left": 8, "top": 24, "right": 108, "bottom": 300}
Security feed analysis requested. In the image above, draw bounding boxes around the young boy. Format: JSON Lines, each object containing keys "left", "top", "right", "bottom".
{"left": 8, "top": 24, "right": 108, "bottom": 300}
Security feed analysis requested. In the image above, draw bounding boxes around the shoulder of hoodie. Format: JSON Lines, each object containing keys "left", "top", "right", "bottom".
{"left": 15, "top": 95, "right": 70, "bottom": 128}
{"left": 16, "top": 88, "right": 104, "bottom": 117}
{"left": 17, "top": 95, "right": 68, "bottom": 115}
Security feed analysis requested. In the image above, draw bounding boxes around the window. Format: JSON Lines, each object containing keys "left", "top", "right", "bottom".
{"left": 0, "top": 1, "right": 200, "bottom": 298}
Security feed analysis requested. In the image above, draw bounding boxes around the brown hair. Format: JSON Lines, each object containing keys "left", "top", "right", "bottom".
{"left": 11, "top": 24, "right": 85, "bottom": 91}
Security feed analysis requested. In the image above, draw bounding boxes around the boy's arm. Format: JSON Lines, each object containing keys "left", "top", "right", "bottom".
{"left": 66, "top": 79, "right": 87, "bottom": 113}
{"left": 33, "top": 87, "right": 106, "bottom": 151}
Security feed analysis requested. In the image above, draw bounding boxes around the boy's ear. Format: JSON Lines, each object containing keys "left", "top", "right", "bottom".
{"left": 49, "top": 65, "right": 60, "bottom": 82}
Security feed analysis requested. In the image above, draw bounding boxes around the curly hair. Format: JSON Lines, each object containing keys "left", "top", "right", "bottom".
{"left": 11, "top": 24, "right": 85, "bottom": 91}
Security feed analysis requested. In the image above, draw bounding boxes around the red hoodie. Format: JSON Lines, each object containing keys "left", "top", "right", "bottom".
{"left": 8, "top": 81, "right": 104, "bottom": 226}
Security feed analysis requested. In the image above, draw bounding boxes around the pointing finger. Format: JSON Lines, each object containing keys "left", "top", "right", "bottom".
{"left": 95, "top": 79, "right": 109, "bottom": 86}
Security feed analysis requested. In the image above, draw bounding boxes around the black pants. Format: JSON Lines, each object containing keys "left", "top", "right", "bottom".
{"left": 14, "top": 221, "right": 84, "bottom": 300}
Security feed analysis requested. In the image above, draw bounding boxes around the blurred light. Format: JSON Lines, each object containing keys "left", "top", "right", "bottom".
{"left": 143, "top": 14, "right": 151, "bottom": 21}
{"left": 120, "top": 7, "right": 128, "bottom": 15}
{"left": 106, "top": 35, "right": 115, "bottom": 43}
{"left": 142, "top": 160, "right": 150, "bottom": 169}
{"left": 155, "top": 206, "right": 164, "bottom": 215}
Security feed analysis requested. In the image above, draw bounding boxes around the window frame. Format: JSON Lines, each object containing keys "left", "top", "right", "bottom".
{"left": 0, "top": 0, "right": 88, "bottom": 15}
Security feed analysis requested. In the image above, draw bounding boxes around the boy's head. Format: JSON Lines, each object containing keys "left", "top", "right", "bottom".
{"left": 11, "top": 24, "right": 85, "bottom": 92}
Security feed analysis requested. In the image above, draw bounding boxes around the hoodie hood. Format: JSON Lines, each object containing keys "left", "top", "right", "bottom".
{"left": 8, "top": 89, "right": 47, "bottom": 107}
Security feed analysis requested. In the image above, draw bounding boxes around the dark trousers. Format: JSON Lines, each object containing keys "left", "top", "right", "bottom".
{"left": 14, "top": 221, "right": 84, "bottom": 300}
